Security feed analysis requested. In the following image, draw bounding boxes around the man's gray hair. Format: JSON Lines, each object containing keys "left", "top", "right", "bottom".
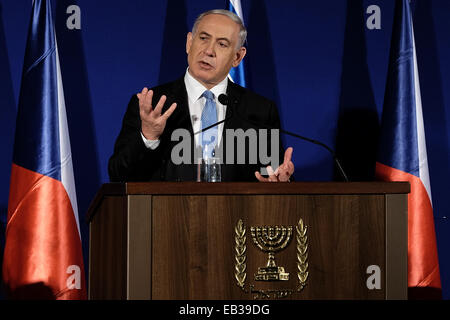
{"left": 192, "top": 9, "right": 247, "bottom": 48}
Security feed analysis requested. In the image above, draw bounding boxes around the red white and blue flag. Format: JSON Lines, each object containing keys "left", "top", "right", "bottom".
{"left": 376, "top": 0, "right": 441, "bottom": 296}
{"left": 2, "top": 0, "right": 86, "bottom": 299}
{"left": 227, "top": 0, "right": 246, "bottom": 87}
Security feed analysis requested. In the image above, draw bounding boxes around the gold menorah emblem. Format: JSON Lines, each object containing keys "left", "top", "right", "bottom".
{"left": 250, "top": 225, "right": 293, "bottom": 281}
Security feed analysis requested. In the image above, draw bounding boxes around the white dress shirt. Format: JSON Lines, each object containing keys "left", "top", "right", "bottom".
{"left": 141, "top": 69, "right": 228, "bottom": 150}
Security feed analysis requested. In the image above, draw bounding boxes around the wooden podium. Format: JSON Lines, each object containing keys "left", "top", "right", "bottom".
{"left": 87, "top": 182, "right": 409, "bottom": 300}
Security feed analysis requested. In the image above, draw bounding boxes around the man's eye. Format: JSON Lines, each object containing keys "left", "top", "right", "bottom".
{"left": 200, "top": 36, "right": 207, "bottom": 40}
{"left": 219, "top": 42, "right": 228, "bottom": 48}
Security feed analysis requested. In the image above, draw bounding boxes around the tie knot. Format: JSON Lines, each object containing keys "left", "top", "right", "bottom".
{"left": 202, "top": 90, "right": 214, "bottom": 101}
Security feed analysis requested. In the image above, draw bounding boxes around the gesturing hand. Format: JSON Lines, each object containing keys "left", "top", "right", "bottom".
{"left": 137, "top": 87, "right": 177, "bottom": 140}
{"left": 255, "top": 147, "right": 295, "bottom": 182}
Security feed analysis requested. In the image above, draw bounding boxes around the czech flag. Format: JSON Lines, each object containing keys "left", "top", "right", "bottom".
{"left": 227, "top": 0, "right": 246, "bottom": 87}
{"left": 2, "top": 0, "right": 86, "bottom": 299}
{"left": 376, "top": 0, "right": 441, "bottom": 298}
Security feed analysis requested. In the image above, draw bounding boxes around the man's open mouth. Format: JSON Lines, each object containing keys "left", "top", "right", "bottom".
{"left": 199, "top": 61, "right": 214, "bottom": 69}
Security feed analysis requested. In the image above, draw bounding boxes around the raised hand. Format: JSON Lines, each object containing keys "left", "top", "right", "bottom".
{"left": 137, "top": 88, "right": 177, "bottom": 140}
{"left": 255, "top": 147, "right": 294, "bottom": 182}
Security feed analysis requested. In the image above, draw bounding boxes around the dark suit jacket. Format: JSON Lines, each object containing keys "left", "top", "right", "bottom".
{"left": 108, "top": 77, "right": 284, "bottom": 182}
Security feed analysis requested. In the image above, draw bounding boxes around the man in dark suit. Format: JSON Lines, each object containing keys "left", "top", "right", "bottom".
{"left": 108, "top": 9, "right": 294, "bottom": 182}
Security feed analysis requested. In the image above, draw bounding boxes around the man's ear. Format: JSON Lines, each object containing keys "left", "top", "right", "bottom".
{"left": 232, "top": 47, "right": 247, "bottom": 67}
{"left": 186, "top": 32, "right": 193, "bottom": 54}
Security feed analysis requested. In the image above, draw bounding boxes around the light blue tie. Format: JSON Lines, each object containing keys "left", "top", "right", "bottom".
{"left": 201, "top": 90, "right": 218, "bottom": 158}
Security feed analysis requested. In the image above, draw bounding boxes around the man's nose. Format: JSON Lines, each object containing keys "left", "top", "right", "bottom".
{"left": 204, "top": 42, "right": 215, "bottom": 56}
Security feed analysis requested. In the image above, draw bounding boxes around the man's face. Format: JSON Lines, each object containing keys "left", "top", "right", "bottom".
{"left": 186, "top": 14, "right": 246, "bottom": 89}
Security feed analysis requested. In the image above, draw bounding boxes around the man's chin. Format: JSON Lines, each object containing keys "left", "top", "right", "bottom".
{"left": 189, "top": 70, "right": 219, "bottom": 88}
{"left": 192, "top": 68, "right": 213, "bottom": 78}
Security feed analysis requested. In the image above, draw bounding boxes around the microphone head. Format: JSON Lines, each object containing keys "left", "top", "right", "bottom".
{"left": 218, "top": 94, "right": 229, "bottom": 105}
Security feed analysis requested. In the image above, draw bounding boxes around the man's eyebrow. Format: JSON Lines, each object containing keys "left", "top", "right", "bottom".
{"left": 198, "top": 31, "right": 231, "bottom": 44}
{"left": 217, "top": 37, "right": 231, "bottom": 44}
{"left": 198, "top": 31, "right": 211, "bottom": 37}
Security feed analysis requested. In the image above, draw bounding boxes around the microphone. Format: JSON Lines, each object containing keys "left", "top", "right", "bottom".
{"left": 218, "top": 93, "right": 229, "bottom": 106}
{"left": 218, "top": 93, "right": 349, "bottom": 182}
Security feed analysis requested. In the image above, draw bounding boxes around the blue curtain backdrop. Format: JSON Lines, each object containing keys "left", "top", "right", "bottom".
{"left": 1, "top": 0, "right": 450, "bottom": 298}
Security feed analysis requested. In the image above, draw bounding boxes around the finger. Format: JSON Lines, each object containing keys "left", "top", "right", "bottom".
{"left": 273, "top": 166, "right": 280, "bottom": 176}
{"left": 255, "top": 171, "right": 269, "bottom": 182}
{"left": 287, "top": 161, "right": 295, "bottom": 175}
{"left": 138, "top": 87, "right": 148, "bottom": 97}
{"left": 278, "top": 162, "right": 294, "bottom": 182}
{"left": 141, "top": 89, "right": 153, "bottom": 114}
{"left": 277, "top": 168, "right": 291, "bottom": 182}
{"left": 153, "top": 95, "right": 167, "bottom": 117}
{"left": 284, "top": 147, "right": 293, "bottom": 164}
{"left": 162, "top": 102, "right": 177, "bottom": 119}
{"left": 265, "top": 166, "right": 279, "bottom": 182}
{"left": 137, "top": 87, "right": 148, "bottom": 102}
{"left": 266, "top": 166, "right": 275, "bottom": 176}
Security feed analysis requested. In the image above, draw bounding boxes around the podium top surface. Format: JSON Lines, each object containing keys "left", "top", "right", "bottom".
{"left": 96, "top": 181, "right": 409, "bottom": 196}
{"left": 86, "top": 182, "right": 409, "bottom": 222}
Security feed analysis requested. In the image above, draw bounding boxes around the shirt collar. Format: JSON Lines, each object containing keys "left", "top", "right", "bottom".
{"left": 184, "top": 68, "right": 228, "bottom": 104}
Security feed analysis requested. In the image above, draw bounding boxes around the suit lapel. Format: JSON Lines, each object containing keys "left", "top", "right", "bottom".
{"left": 164, "top": 77, "right": 198, "bottom": 180}
{"left": 166, "top": 77, "right": 193, "bottom": 136}
{"left": 220, "top": 80, "right": 245, "bottom": 181}
{"left": 224, "top": 79, "right": 245, "bottom": 131}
